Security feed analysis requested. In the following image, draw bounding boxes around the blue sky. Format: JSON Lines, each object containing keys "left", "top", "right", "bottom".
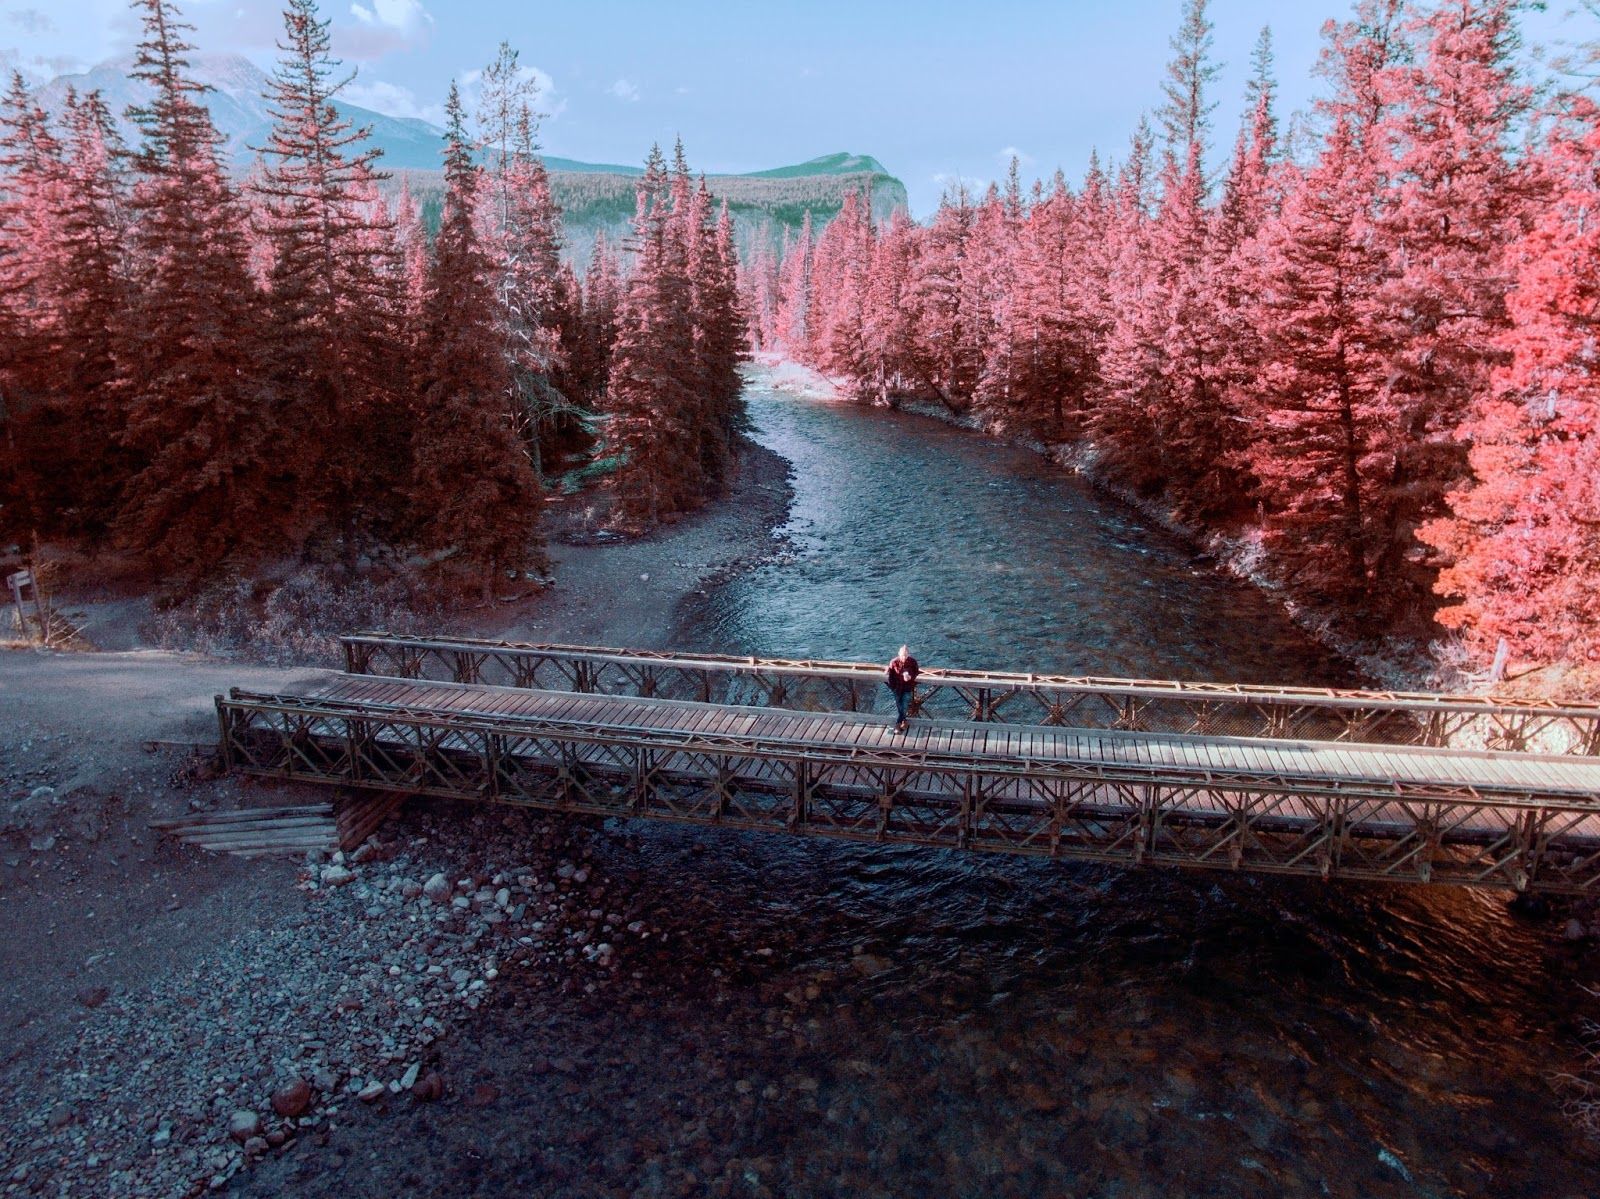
{"left": 2, "top": 0, "right": 1593, "bottom": 214}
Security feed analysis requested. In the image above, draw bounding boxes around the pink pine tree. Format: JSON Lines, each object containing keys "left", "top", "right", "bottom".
{"left": 409, "top": 83, "right": 543, "bottom": 599}
{"left": 253, "top": 0, "right": 406, "bottom": 563}
{"left": 1422, "top": 94, "right": 1600, "bottom": 664}
{"left": 115, "top": 0, "right": 282, "bottom": 577}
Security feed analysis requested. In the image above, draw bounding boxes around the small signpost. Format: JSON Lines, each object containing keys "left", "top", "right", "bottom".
{"left": 7, "top": 567, "right": 40, "bottom": 643}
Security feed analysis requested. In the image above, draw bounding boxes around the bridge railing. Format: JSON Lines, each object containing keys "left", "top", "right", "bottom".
{"left": 216, "top": 686, "right": 1600, "bottom": 895}
{"left": 339, "top": 632, "right": 1600, "bottom": 756}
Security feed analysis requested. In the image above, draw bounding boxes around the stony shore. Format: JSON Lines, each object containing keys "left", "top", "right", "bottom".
{"left": 0, "top": 440, "right": 796, "bottom": 1198}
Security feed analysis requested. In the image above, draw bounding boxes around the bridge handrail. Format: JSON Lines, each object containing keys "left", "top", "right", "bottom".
{"left": 339, "top": 631, "right": 1600, "bottom": 720}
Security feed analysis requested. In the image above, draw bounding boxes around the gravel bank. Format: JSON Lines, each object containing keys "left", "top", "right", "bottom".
{"left": 0, "top": 436, "right": 796, "bottom": 1197}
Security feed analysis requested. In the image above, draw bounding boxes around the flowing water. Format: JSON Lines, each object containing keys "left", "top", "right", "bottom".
{"left": 632, "top": 377, "right": 1596, "bottom": 1197}
{"left": 327, "top": 374, "right": 1600, "bottom": 1199}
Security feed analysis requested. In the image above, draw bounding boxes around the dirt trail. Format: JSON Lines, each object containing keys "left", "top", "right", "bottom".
{"left": 0, "top": 441, "right": 794, "bottom": 1197}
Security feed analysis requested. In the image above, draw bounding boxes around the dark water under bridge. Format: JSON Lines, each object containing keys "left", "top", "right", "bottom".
{"left": 215, "top": 633, "right": 1600, "bottom": 895}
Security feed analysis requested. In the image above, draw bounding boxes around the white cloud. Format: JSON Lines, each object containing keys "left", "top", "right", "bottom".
{"left": 341, "top": 77, "right": 444, "bottom": 125}
{"left": 341, "top": 0, "right": 433, "bottom": 57}
{"left": 997, "top": 145, "right": 1035, "bottom": 166}
{"left": 608, "top": 78, "right": 639, "bottom": 102}
{"left": 349, "top": 0, "right": 432, "bottom": 33}
{"left": 6, "top": 8, "right": 55, "bottom": 35}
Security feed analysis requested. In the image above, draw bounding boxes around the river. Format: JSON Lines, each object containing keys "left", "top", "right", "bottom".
{"left": 646, "top": 375, "right": 1595, "bottom": 1196}
{"left": 252, "top": 373, "right": 1597, "bottom": 1198}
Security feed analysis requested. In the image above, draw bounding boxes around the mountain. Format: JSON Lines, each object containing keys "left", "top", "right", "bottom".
{"left": 386, "top": 164, "right": 907, "bottom": 266}
{"left": 35, "top": 53, "right": 451, "bottom": 170}
{"left": 740, "top": 153, "right": 890, "bottom": 179}
{"left": 34, "top": 55, "right": 910, "bottom": 257}
{"left": 543, "top": 156, "right": 644, "bottom": 177}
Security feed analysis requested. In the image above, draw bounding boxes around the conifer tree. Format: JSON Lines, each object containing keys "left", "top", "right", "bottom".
{"left": 858, "top": 209, "right": 919, "bottom": 405}
{"left": 774, "top": 211, "right": 813, "bottom": 353}
{"left": 409, "top": 84, "right": 542, "bottom": 599}
{"left": 606, "top": 144, "right": 701, "bottom": 525}
{"left": 1364, "top": 0, "right": 1534, "bottom": 616}
{"left": 116, "top": 0, "right": 281, "bottom": 578}
{"left": 567, "top": 232, "right": 621, "bottom": 409}
{"left": 1423, "top": 95, "right": 1600, "bottom": 664}
{"left": 494, "top": 102, "right": 571, "bottom": 479}
{"left": 0, "top": 73, "right": 66, "bottom": 414}
{"left": 35, "top": 87, "right": 133, "bottom": 535}
{"left": 254, "top": 0, "right": 405, "bottom": 563}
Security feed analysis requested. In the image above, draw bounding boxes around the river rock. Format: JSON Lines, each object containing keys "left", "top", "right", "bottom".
{"left": 412, "top": 1071, "right": 445, "bottom": 1102}
{"left": 227, "top": 1111, "right": 261, "bottom": 1143}
{"left": 423, "top": 872, "right": 451, "bottom": 902}
{"left": 270, "top": 1079, "right": 313, "bottom": 1118}
{"left": 357, "top": 1081, "right": 386, "bottom": 1103}
{"left": 243, "top": 1136, "right": 268, "bottom": 1157}
{"left": 321, "top": 865, "right": 355, "bottom": 887}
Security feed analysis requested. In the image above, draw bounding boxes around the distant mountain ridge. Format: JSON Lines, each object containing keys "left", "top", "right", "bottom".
{"left": 33, "top": 54, "right": 909, "bottom": 256}
{"left": 741, "top": 153, "right": 890, "bottom": 179}
{"left": 35, "top": 55, "right": 903, "bottom": 187}
{"left": 36, "top": 54, "right": 449, "bottom": 170}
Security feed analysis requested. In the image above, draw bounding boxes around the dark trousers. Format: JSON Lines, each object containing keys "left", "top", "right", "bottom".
{"left": 887, "top": 685, "right": 912, "bottom": 722}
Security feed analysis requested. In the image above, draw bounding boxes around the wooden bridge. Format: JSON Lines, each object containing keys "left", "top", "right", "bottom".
{"left": 215, "top": 633, "right": 1600, "bottom": 895}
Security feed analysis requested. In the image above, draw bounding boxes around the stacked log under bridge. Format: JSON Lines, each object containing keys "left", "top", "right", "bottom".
{"left": 213, "top": 633, "right": 1600, "bottom": 895}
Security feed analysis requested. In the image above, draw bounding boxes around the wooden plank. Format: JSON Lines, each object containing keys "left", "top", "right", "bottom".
{"left": 179, "top": 830, "right": 336, "bottom": 852}
{"left": 176, "top": 815, "right": 336, "bottom": 836}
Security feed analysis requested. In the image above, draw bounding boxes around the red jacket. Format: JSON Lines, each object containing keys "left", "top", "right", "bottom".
{"left": 886, "top": 656, "right": 920, "bottom": 694}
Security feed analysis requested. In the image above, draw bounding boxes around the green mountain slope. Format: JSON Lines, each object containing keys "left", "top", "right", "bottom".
{"left": 385, "top": 154, "right": 908, "bottom": 264}
{"left": 740, "top": 153, "right": 890, "bottom": 179}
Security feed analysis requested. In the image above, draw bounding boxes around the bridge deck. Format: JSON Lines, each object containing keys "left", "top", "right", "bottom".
{"left": 310, "top": 676, "right": 1600, "bottom": 810}
{"left": 216, "top": 669, "right": 1600, "bottom": 894}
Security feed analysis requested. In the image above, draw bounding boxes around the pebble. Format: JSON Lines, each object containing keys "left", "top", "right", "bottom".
{"left": 270, "top": 1078, "right": 313, "bottom": 1119}
{"left": 5, "top": 804, "right": 616, "bottom": 1196}
{"left": 227, "top": 1110, "right": 261, "bottom": 1143}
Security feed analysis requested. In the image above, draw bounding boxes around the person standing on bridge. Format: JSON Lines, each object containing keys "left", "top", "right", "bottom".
{"left": 885, "top": 645, "right": 921, "bottom": 734}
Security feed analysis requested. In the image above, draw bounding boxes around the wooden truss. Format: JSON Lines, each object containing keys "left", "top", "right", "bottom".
{"left": 217, "top": 687, "right": 1600, "bottom": 895}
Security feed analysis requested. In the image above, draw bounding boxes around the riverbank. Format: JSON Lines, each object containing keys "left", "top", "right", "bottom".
{"left": 0, "top": 437, "right": 795, "bottom": 1197}
{"left": 25, "top": 434, "right": 793, "bottom": 665}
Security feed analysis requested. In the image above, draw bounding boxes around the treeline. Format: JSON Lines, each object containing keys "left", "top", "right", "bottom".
{"left": 751, "top": 0, "right": 1600, "bottom": 672}
{"left": 0, "top": 0, "right": 744, "bottom": 597}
